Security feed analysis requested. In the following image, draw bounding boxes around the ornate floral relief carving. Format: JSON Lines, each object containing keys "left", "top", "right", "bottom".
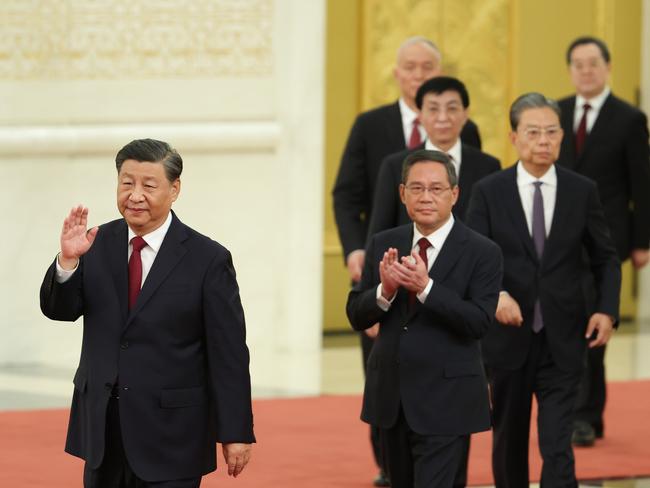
{"left": 361, "top": 0, "right": 511, "bottom": 160}
{"left": 0, "top": 0, "right": 273, "bottom": 79}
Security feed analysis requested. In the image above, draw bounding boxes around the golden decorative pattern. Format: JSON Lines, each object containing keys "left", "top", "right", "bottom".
{"left": 361, "top": 0, "right": 511, "bottom": 160}
{"left": 0, "top": 0, "right": 273, "bottom": 79}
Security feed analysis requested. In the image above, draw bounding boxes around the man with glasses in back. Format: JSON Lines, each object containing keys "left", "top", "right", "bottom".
{"left": 466, "top": 93, "right": 621, "bottom": 487}
{"left": 347, "top": 149, "right": 502, "bottom": 487}
{"left": 556, "top": 36, "right": 650, "bottom": 447}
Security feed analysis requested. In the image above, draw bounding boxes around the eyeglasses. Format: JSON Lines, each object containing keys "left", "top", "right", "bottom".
{"left": 404, "top": 184, "right": 451, "bottom": 196}
{"left": 520, "top": 126, "right": 562, "bottom": 141}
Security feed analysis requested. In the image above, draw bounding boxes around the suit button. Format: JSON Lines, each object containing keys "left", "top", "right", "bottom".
{"left": 122, "top": 386, "right": 129, "bottom": 391}
{"left": 403, "top": 326, "right": 408, "bottom": 331}
{"left": 120, "top": 341, "right": 129, "bottom": 349}
{"left": 105, "top": 383, "right": 112, "bottom": 390}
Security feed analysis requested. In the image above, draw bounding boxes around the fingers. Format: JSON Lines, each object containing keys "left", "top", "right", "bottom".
{"left": 224, "top": 444, "right": 251, "bottom": 477}
{"left": 86, "top": 226, "right": 99, "bottom": 246}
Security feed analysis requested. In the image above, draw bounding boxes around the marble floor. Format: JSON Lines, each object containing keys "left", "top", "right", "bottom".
{"left": 321, "top": 319, "right": 650, "bottom": 488}
{"left": 1, "top": 320, "right": 649, "bottom": 486}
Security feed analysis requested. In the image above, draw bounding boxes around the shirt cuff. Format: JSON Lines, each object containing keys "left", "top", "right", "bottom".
{"left": 376, "top": 284, "right": 396, "bottom": 311}
{"left": 55, "top": 253, "right": 79, "bottom": 283}
{"left": 417, "top": 278, "right": 434, "bottom": 303}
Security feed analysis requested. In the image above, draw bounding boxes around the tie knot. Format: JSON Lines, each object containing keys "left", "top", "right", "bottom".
{"left": 413, "top": 118, "right": 420, "bottom": 127}
{"left": 533, "top": 181, "right": 543, "bottom": 189}
{"left": 418, "top": 237, "right": 432, "bottom": 252}
{"left": 131, "top": 236, "right": 147, "bottom": 252}
{"left": 583, "top": 103, "right": 591, "bottom": 112}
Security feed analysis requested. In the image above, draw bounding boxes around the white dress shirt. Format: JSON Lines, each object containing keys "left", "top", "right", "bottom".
{"left": 399, "top": 97, "right": 425, "bottom": 145}
{"left": 56, "top": 212, "right": 173, "bottom": 288}
{"left": 574, "top": 86, "right": 610, "bottom": 133}
{"left": 425, "top": 138, "right": 462, "bottom": 179}
{"left": 376, "top": 215, "right": 455, "bottom": 310}
{"left": 516, "top": 162, "right": 557, "bottom": 237}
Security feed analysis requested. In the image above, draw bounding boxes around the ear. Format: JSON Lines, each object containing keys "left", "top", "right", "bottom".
{"left": 171, "top": 179, "right": 181, "bottom": 202}
{"left": 509, "top": 130, "right": 518, "bottom": 146}
{"left": 450, "top": 185, "right": 459, "bottom": 206}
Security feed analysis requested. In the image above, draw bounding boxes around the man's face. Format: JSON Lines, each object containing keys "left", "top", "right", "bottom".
{"left": 117, "top": 159, "right": 180, "bottom": 235}
{"left": 419, "top": 90, "right": 468, "bottom": 149}
{"left": 568, "top": 43, "right": 610, "bottom": 99}
{"left": 399, "top": 161, "right": 458, "bottom": 235}
{"left": 510, "top": 107, "right": 563, "bottom": 173}
{"left": 393, "top": 43, "right": 441, "bottom": 104}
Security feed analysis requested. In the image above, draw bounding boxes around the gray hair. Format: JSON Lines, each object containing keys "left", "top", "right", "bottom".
{"left": 509, "top": 92, "right": 561, "bottom": 130}
{"left": 401, "top": 149, "right": 457, "bottom": 187}
{"left": 396, "top": 36, "right": 442, "bottom": 64}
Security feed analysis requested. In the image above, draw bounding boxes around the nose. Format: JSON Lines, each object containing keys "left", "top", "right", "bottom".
{"left": 129, "top": 187, "right": 145, "bottom": 201}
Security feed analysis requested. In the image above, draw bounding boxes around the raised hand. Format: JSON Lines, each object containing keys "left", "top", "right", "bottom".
{"left": 59, "top": 205, "right": 99, "bottom": 270}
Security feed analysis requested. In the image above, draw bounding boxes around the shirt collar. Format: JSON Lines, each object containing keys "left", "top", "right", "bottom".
{"left": 425, "top": 138, "right": 462, "bottom": 164}
{"left": 576, "top": 86, "right": 610, "bottom": 112}
{"left": 516, "top": 161, "right": 557, "bottom": 187}
{"left": 399, "top": 97, "right": 419, "bottom": 126}
{"left": 412, "top": 214, "right": 455, "bottom": 251}
{"left": 128, "top": 211, "right": 173, "bottom": 253}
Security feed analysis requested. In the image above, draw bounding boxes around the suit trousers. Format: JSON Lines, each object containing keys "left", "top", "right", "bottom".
{"left": 381, "top": 406, "right": 463, "bottom": 488}
{"left": 83, "top": 397, "right": 202, "bottom": 488}
{"left": 574, "top": 344, "right": 606, "bottom": 435}
{"left": 360, "top": 331, "right": 385, "bottom": 472}
{"left": 489, "top": 330, "right": 581, "bottom": 488}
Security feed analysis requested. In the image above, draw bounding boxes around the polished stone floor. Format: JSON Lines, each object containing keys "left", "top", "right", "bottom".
{"left": 1, "top": 320, "right": 649, "bottom": 486}
{"left": 321, "top": 319, "right": 650, "bottom": 487}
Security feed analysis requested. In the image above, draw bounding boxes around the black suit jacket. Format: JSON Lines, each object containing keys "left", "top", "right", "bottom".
{"left": 346, "top": 221, "right": 502, "bottom": 435}
{"left": 368, "top": 143, "right": 500, "bottom": 239}
{"left": 332, "top": 100, "right": 482, "bottom": 258}
{"left": 40, "top": 212, "right": 255, "bottom": 482}
{"left": 557, "top": 93, "right": 650, "bottom": 259}
{"left": 466, "top": 165, "right": 621, "bottom": 372}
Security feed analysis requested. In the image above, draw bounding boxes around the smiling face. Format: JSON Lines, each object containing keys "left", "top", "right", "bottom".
{"left": 117, "top": 159, "right": 180, "bottom": 235}
{"left": 569, "top": 42, "right": 610, "bottom": 99}
{"left": 399, "top": 161, "right": 458, "bottom": 235}
{"left": 510, "top": 107, "right": 563, "bottom": 177}
{"left": 393, "top": 42, "right": 441, "bottom": 107}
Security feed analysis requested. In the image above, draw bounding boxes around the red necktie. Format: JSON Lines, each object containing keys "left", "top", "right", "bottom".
{"left": 409, "top": 237, "right": 432, "bottom": 307}
{"left": 574, "top": 103, "right": 591, "bottom": 156}
{"left": 128, "top": 236, "right": 147, "bottom": 309}
{"left": 408, "top": 119, "right": 422, "bottom": 149}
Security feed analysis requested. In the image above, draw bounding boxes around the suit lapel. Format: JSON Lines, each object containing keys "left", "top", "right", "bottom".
{"left": 429, "top": 220, "right": 467, "bottom": 284}
{"left": 125, "top": 213, "right": 189, "bottom": 329}
{"left": 387, "top": 101, "right": 407, "bottom": 148}
{"left": 560, "top": 98, "right": 578, "bottom": 167}
{"left": 576, "top": 93, "right": 613, "bottom": 169}
{"left": 501, "top": 167, "right": 539, "bottom": 263}
{"left": 107, "top": 221, "right": 129, "bottom": 322}
{"left": 543, "top": 166, "right": 569, "bottom": 264}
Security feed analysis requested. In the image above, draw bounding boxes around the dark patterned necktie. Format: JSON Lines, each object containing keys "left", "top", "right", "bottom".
{"left": 408, "top": 119, "right": 422, "bottom": 149}
{"left": 575, "top": 103, "right": 591, "bottom": 156}
{"left": 532, "top": 182, "right": 545, "bottom": 333}
{"left": 128, "top": 236, "right": 147, "bottom": 310}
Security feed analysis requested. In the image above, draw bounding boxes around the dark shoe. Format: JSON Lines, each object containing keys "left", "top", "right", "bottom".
{"left": 572, "top": 420, "right": 596, "bottom": 447}
{"left": 594, "top": 424, "right": 604, "bottom": 439}
{"left": 373, "top": 470, "right": 391, "bottom": 487}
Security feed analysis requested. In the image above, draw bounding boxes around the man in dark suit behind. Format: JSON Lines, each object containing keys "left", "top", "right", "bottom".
{"left": 466, "top": 93, "right": 621, "bottom": 487}
{"left": 369, "top": 76, "right": 500, "bottom": 238}
{"left": 40, "top": 139, "right": 254, "bottom": 487}
{"left": 556, "top": 36, "right": 650, "bottom": 446}
{"left": 332, "top": 37, "right": 481, "bottom": 485}
{"left": 347, "top": 150, "right": 503, "bottom": 488}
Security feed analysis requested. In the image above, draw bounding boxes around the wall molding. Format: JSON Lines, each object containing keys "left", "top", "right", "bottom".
{"left": 0, "top": 121, "right": 282, "bottom": 157}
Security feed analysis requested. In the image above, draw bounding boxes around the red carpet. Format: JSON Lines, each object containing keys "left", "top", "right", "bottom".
{"left": 1, "top": 380, "right": 649, "bottom": 487}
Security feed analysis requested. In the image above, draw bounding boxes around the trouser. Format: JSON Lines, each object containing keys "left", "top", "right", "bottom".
{"left": 490, "top": 331, "right": 581, "bottom": 488}
{"left": 83, "top": 397, "right": 201, "bottom": 488}
{"left": 573, "top": 344, "right": 606, "bottom": 435}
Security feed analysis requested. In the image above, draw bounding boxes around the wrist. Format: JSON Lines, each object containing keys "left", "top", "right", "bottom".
{"left": 57, "top": 252, "right": 79, "bottom": 271}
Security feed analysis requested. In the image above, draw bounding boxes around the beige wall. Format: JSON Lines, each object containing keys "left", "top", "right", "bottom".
{"left": 1, "top": 0, "right": 326, "bottom": 396}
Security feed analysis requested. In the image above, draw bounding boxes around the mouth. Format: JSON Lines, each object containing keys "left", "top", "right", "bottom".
{"left": 127, "top": 208, "right": 147, "bottom": 214}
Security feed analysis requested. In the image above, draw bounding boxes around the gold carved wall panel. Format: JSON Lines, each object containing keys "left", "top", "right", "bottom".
{"left": 0, "top": 0, "right": 273, "bottom": 80}
{"left": 361, "top": 0, "right": 511, "bottom": 160}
